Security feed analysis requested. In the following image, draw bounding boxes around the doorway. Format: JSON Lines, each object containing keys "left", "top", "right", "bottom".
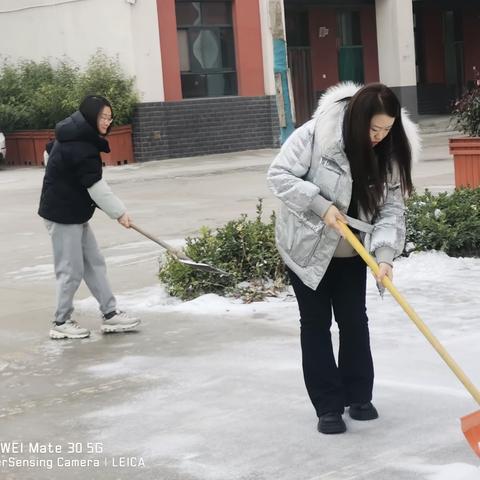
{"left": 286, "top": 10, "right": 315, "bottom": 126}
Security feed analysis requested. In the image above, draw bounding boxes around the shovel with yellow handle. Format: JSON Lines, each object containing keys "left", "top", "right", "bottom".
{"left": 337, "top": 220, "right": 480, "bottom": 457}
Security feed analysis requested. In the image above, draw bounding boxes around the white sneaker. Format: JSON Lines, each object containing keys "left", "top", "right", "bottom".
{"left": 101, "top": 310, "right": 141, "bottom": 333}
{"left": 50, "top": 320, "right": 90, "bottom": 339}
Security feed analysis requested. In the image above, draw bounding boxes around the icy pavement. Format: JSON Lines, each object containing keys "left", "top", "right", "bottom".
{"left": 1, "top": 251, "right": 478, "bottom": 479}
{"left": 0, "top": 144, "right": 476, "bottom": 478}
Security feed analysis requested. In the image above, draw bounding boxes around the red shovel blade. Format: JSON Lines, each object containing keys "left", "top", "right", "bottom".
{"left": 461, "top": 410, "right": 480, "bottom": 457}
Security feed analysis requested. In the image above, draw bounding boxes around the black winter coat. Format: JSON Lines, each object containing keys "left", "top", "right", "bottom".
{"left": 38, "top": 111, "right": 110, "bottom": 224}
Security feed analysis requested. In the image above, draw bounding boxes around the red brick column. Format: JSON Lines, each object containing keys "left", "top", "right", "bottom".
{"left": 232, "top": 0, "right": 265, "bottom": 96}
{"left": 156, "top": 0, "right": 182, "bottom": 101}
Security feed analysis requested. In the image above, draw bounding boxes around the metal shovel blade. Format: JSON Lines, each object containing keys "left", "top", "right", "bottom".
{"left": 176, "top": 257, "right": 230, "bottom": 276}
{"left": 130, "top": 223, "right": 230, "bottom": 276}
{"left": 461, "top": 410, "right": 480, "bottom": 457}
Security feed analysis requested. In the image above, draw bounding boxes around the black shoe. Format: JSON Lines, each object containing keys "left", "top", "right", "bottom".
{"left": 317, "top": 413, "right": 347, "bottom": 434}
{"left": 349, "top": 402, "right": 379, "bottom": 421}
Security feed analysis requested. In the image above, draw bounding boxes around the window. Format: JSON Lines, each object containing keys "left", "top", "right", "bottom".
{"left": 176, "top": 1, "right": 237, "bottom": 98}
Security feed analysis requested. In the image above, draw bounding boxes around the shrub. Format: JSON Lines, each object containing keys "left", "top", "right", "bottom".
{"left": 0, "top": 51, "right": 138, "bottom": 133}
{"left": 76, "top": 51, "right": 138, "bottom": 127}
{"left": 451, "top": 87, "right": 480, "bottom": 137}
{"left": 406, "top": 188, "right": 480, "bottom": 257}
{"left": 158, "top": 200, "right": 287, "bottom": 301}
{"left": 160, "top": 190, "right": 480, "bottom": 301}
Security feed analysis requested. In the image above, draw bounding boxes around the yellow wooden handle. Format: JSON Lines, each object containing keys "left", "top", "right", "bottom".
{"left": 337, "top": 220, "right": 480, "bottom": 405}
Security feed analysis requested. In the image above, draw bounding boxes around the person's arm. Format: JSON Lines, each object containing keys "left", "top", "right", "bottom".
{"left": 75, "top": 151, "right": 130, "bottom": 226}
{"left": 371, "top": 171, "right": 406, "bottom": 267}
{"left": 267, "top": 121, "right": 333, "bottom": 217}
{"left": 87, "top": 178, "right": 127, "bottom": 220}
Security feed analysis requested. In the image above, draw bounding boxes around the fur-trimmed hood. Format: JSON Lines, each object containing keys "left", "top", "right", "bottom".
{"left": 312, "top": 82, "right": 421, "bottom": 163}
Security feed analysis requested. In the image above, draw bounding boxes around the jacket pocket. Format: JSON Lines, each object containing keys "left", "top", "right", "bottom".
{"left": 288, "top": 214, "right": 325, "bottom": 267}
{"left": 276, "top": 207, "right": 325, "bottom": 268}
{"left": 315, "top": 156, "right": 343, "bottom": 201}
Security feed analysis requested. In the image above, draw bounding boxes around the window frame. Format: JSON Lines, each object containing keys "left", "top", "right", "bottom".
{"left": 176, "top": 1, "right": 238, "bottom": 98}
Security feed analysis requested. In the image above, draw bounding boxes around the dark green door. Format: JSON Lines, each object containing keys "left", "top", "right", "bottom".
{"left": 443, "top": 10, "right": 464, "bottom": 94}
{"left": 337, "top": 11, "right": 364, "bottom": 83}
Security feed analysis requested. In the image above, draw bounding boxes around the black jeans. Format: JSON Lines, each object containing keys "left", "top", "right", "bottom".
{"left": 287, "top": 256, "right": 374, "bottom": 417}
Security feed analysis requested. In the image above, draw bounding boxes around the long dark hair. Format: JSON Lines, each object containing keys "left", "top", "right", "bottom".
{"left": 342, "top": 83, "right": 413, "bottom": 217}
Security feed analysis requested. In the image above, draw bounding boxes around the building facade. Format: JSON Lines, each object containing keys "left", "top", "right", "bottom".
{"left": 285, "top": 0, "right": 480, "bottom": 126}
{"left": 141, "top": 0, "right": 281, "bottom": 160}
{"left": 0, "top": 0, "right": 281, "bottom": 161}
{"left": 414, "top": 0, "right": 480, "bottom": 114}
{"left": 1, "top": 0, "right": 479, "bottom": 159}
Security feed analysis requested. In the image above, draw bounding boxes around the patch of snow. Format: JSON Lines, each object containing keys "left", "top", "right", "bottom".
{"left": 6, "top": 264, "right": 54, "bottom": 281}
{"left": 404, "top": 462, "right": 480, "bottom": 480}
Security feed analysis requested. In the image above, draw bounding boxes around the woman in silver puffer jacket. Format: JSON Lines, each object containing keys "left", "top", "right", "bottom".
{"left": 267, "top": 82, "right": 421, "bottom": 435}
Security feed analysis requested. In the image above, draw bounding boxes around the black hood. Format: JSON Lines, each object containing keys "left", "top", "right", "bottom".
{"left": 79, "top": 95, "right": 113, "bottom": 134}
{"left": 55, "top": 111, "right": 110, "bottom": 153}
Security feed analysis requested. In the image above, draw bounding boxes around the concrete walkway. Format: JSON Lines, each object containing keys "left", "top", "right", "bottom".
{"left": 0, "top": 128, "right": 467, "bottom": 480}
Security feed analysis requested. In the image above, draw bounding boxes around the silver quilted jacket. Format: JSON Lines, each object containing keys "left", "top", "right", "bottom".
{"left": 267, "top": 83, "right": 421, "bottom": 290}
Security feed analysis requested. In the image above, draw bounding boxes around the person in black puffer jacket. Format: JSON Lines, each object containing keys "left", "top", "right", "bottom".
{"left": 39, "top": 95, "right": 141, "bottom": 339}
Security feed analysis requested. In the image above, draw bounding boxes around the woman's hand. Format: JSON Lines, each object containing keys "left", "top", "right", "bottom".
{"left": 117, "top": 212, "right": 132, "bottom": 228}
{"left": 322, "top": 205, "right": 347, "bottom": 235}
{"left": 376, "top": 262, "right": 393, "bottom": 283}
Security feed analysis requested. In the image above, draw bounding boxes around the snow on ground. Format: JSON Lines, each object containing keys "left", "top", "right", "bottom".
{"left": 73, "top": 251, "right": 480, "bottom": 479}
{"left": 78, "top": 250, "right": 480, "bottom": 337}
{"left": 77, "top": 283, "right": 297, "bottom": 317}
{"left": 412, "top": 462, "right": 479, "bottom": 480}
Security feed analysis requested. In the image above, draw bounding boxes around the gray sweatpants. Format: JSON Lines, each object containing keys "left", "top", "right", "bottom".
{"left": 44, "top": 221, "right": 117, "bottom": 324}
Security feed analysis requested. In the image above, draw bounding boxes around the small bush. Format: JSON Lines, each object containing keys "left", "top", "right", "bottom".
{"left": 452, "top": 87, "right": 480, "bottom": 137}
{"left": 406, "top": 188, "right": 480, "bottom": 257}
{"left": 0, "top": 60, "right": 76, "bottom": 131}
{"left": 158, "top": 200, "right": 287, "bottom": 301}
{"left": 0, "top": 51, "right": 138, "bottom": 132}
{"left": 76, "top": 52, "right": 138, "bottom": 127}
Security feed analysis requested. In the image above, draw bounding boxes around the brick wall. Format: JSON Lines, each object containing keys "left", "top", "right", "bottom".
{"left": 132, "top": 96, "right": 280, "bottom": 162}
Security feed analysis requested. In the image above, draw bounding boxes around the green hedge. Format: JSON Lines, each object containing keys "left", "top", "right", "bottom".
{"left": 406, "top": 188, "right": 480, "bottom": 257}
{"left": 160, "top": 190, "right": 480, "bottom": 301}
{"left": 158, "top": 200, "right": 287, "bottom": 301}
{"left": 0, "top": 51, "right": 138, "bottom": 133}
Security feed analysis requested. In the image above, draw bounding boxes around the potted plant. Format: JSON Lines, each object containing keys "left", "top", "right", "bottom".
{"left": 0, "top": 52, "right": 138, "bottom": 167}
{"left": 449, "top": 87, "right": 480, "bottom": 188}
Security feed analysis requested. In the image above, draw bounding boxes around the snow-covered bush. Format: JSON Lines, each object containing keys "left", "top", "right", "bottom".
{"left": 159, "top": 200, "right": 287, "bottom": 301}
{"left": 406, "top": 188, "right": 480, "bottom": 257}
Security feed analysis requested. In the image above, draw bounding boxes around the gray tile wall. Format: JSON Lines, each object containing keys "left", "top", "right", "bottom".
{"left": 132, "top": 96, "right": 280, "bottom": 162}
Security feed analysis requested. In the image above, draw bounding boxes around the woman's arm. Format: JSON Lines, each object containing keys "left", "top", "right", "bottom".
{"left": 267, "top": 121, "right": 332, "bottom": 217}
{"left": 73, "top": 149, "right": 127, "bottom": 221}
{"left": 87, "top": 178, "right": 127, "bottom": 220}
{"left": 370, "top": 176, "right": 406, "bottom": 264}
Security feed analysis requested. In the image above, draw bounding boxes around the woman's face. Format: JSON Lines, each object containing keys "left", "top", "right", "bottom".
{"left": 97, "top": 106, "right": 113, "bottom": 135}
{"left": 369, "top": 114, "right": 395, "bottom": 147}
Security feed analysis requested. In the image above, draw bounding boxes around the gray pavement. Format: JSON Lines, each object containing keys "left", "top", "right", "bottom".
{"left": 0, "top": 129, "right": 469, "bottom": 480}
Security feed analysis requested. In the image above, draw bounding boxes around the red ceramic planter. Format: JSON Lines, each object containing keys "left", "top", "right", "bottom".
{"left": 5, "top": 125, "right": 135, "bottom": 167}
{"left": 449, "top": 137, "right": 480, "bottom": 188}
